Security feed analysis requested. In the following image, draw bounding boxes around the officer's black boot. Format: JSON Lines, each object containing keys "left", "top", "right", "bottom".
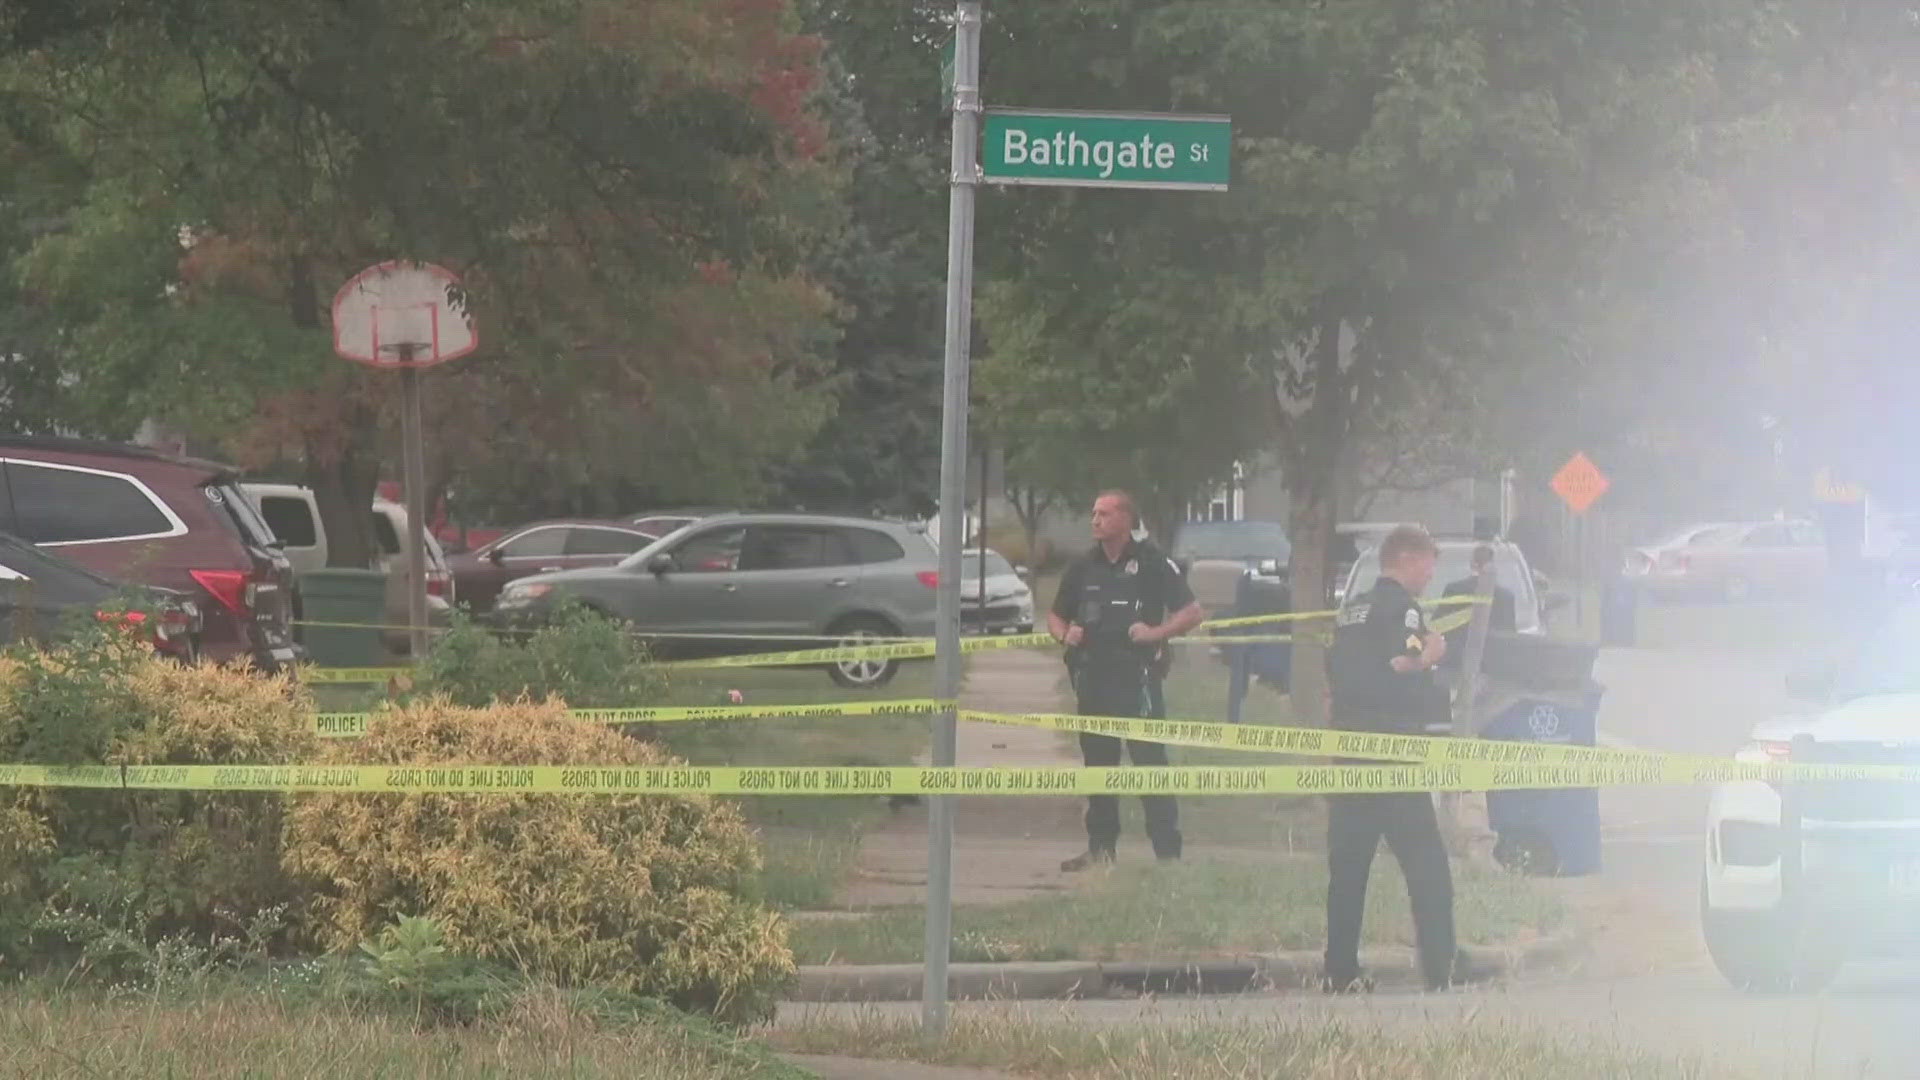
{"left": 1060, "top": 845, "right": 1115, "bottom": 872}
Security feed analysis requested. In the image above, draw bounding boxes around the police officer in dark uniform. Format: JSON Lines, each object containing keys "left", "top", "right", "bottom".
{"left": 1049, "top": 490, "right": 1206, "bottom": 870}
{"left": 1323, "top": 524, "right": 1458, "bottom": 991}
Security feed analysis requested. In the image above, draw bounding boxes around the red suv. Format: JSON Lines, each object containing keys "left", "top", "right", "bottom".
{"left": 0, "top": 437, "right": 303, "bottom": 671}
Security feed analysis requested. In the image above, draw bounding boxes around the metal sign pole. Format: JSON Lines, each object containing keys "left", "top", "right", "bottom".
{"left": 924, "top": 0, "right": 980, "bottom": 1036}
{"left": 397, "top": 359, "right": 431, "bottom": 659}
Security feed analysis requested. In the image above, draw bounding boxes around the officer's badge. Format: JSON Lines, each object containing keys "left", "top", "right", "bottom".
{"left": 1406, "top": 634, "right": 1424, "bottom": 652}
{"left": 1123, "top": 559, "right": 1138, "bottom": 575}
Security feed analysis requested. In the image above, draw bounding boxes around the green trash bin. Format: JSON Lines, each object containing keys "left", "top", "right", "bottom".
{"left": 296, "top": 569, "right": 389, "bottom": 668}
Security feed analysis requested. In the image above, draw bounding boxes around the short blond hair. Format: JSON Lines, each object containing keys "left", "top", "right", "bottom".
{"left": 1379, "top": 524, "right": 1438, "bottom": 568}
{"left": 1094, "top": 489, "right": 1138, "bottom": 527}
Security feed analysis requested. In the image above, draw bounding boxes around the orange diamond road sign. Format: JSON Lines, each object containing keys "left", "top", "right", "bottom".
{"left": 1551, "top": 452, "right": 1609, "bottom": 514}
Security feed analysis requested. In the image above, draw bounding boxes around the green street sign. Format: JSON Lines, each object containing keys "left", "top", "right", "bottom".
{"left": 981, "top": 109, "right": 1230, "bottom": 191}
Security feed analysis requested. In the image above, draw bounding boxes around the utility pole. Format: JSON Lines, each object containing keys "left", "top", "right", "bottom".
{"left": 923, "top": 0, "right": 981, "bottom": 1036}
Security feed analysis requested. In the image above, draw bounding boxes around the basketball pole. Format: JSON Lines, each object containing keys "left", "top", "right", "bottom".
{"left": 397, "top": 352, "right": 431, "bottom": 659}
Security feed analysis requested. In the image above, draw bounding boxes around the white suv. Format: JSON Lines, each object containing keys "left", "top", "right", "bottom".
{"left": 1703, "top": 601, "right": 1920, "bottom": 991}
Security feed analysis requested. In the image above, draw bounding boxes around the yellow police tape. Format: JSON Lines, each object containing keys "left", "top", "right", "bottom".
{"left": 6, "top": 757, "right": 1917, "bottom": 796}
{"left": 297, "top": 598, "right": 1483, "bottom": 681}
{"left": 310, "top": 699, "right": 947, "bottom": 739}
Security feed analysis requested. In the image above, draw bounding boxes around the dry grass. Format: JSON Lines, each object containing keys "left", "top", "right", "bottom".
{"left": 770, "top": 1009, "right": 1725, "bottom": 1080}
{"left": 0, "top": 982, "right": 813, "bottom": 1079}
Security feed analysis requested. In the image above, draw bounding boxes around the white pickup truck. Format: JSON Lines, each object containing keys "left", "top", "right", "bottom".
{"left": 1703, "top": 600, "right": 1920, "bottom": 991}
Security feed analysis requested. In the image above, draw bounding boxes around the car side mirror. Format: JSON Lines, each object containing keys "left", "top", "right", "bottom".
{"left": 646, "top": 552, "right": 675, "bottom": 576}
{"left": 1785, "top": 666, "right": 1835, "bottom": 703}
{"left": 1257, "top": 558, "right": 1281, "bottom": 577}
{"left": 487, "top": 548, "right": 505, "bottom": 566}
{"left": 1015, "top": 564, "right": 1030, "bottom": 580}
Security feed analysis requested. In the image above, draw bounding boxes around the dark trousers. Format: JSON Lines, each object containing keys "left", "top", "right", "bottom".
{"left": 1324, "top": 791, "right": 1456, "bottom": 987}
{"left": 1073, "top": 666, "right": 1181, "bottom": 859}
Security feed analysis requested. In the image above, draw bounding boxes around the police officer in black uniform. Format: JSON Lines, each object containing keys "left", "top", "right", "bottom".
{"left": 1323, "top": 524, "right": 1458, "bottom": 991}
{"left": 1049, "top": 490, "right": 1206, "bottom": 870}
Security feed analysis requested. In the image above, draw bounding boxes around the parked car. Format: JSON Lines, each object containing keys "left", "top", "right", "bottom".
{"left": 958, "top": 548, "right": 1033, "bottom": 634}
{"left": 627, "top": 507, "right": 730, "bottom": 540}
{"left": 1703, "top": 600, "right": 1920, "bottom": 992}
{"left": 452, "top": 518, "right": 662, "bottom": 612}
{"left": 1339, "top": 537, "right": 1547, "bottom": 636}
{"left": 1627, "top": 520, "right": 1824, "bottom": 601}
{"left": 493, "top": 512, "right": 939, "bottom": 688}
{"left": 242, "top": 483, "right": 456, "bottom": 601}
{"left": 1171, "top": 520, "right": 1290, "bottom": 579}
{"left": 0, "top": 531, "right": 202, "bottom": 660}
{"left": 0, "top": 437, "right": 300, "bottom": 670}
{"left": 1330, "top": 522, "right": 1417, "bottom": 605}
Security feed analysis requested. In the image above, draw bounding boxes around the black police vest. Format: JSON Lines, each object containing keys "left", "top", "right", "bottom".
{"left": 1071, "top": 548, "right": 1166, "bottom": 672}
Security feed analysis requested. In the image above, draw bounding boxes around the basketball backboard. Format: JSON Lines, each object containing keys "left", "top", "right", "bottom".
{"left": 331, "top": 261, "right": 477, "bottom": 369}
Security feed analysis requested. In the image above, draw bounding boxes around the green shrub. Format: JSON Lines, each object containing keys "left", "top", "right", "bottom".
{"left": 283, "top": 699, "right": 792, "bottom": 1024}
{"left": 0, "top": 631, "right": 317, "bottom": 970}
{"left": 412, "top": 604, "right": 667, "bottom": 710}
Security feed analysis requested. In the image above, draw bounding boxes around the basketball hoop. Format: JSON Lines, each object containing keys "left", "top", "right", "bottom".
{"left": 331, "top": 259, "right": 479, "bottom": 657}
{"left": 331, "top": 261, "right": 477, "bottom": 369}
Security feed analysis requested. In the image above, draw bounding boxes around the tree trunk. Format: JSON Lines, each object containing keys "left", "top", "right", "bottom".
{"left": 1287, "top": 478, "right": 1337, "bottom": 728}
{"left": 1283, "top": 307, "right": 1359, "bottom": 728}
{"left": 307, "top": 409, "right": 382, "bottom": 569}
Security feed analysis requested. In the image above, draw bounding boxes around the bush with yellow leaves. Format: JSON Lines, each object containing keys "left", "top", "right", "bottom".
{"left": 0, "top": 631, "right": 316, "bottom": 966}
{"left": 283, "top": 699, "right": 793, "bottom": 1024}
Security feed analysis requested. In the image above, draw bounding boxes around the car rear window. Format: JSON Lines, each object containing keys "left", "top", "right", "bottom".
{"left": 258, "top": 495, "right": 318, "bottom": 548}
{"left": 6, "top": 461, "right": 179, "bottom": 544}
{"left": 371, "top": 513, "right": 401, "bottom": 554}
{"left": 845, "top": 528, "right": 906, "bottom": 564}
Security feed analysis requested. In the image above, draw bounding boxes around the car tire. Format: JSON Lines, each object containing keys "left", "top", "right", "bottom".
{"left": 1700, "top": 872, "right": 1843, "bottom": 993}
{"left": 1722, "top": 575, "right": 1752, "bottom": 603}
{"left": 827, "top": 615, "right": 901, "bottom": 690}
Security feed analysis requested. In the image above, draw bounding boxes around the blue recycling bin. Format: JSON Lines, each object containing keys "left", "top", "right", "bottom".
{"left": 1482, "top": 686, "right": 1604, "bottom": 876}
{"left": 1600, "top": 577, "right": 1637, "bottom": 646}
{"left": 1225, "top": 572, "right": 1292, "bottom": 722}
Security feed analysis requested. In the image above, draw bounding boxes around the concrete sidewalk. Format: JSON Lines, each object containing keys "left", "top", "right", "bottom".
{"left": 835, "top": 648, "right": 1084, "bottom": 908}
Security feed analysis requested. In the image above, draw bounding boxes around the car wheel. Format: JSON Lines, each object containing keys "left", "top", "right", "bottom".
{"left": 1492, "top": 829, "right": 1561, "bottom": 877}
{"left": 1722, "top": 575, "right": 1752, "bottom": 603}
{"left": 827, "top": 615, "right": 900, "bottom": 690}
{"left": 1700, "top": 872, "right": 1843, "bottom": 993}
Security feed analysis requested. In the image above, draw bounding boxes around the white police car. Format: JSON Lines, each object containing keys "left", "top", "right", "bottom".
{"left": 1703, "top": 601, "right": 1920, "bottom": 991}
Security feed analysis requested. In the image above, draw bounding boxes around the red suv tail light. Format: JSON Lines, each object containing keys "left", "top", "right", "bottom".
{"left": 916, "top": 570, "right": 940, "bottom": 589}
{"left": 190, "top": 569, "right": 251, "bottom": 615}
{"left": 426, "top": 571, "right": 449, "bottom": 598}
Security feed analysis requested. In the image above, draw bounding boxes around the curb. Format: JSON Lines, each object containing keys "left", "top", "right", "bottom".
{"left": 786, "top": 932, "right": 1585, "bottom": 1003}
{"left": 791, "top": 961, "right": 1104, "bottom": 1003}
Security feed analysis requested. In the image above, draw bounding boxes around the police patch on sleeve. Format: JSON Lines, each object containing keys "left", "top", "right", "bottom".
{"left": 1404, "top": 608, "right": 1422, "bottom": 630}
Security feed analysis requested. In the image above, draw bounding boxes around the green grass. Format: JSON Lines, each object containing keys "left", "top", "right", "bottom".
{"left": 0, "top": 981, "right": 812, "bottom": 1080}
{"left": 769, "top": 1010, "right": 1722, "bottom": 1080}
{"left": 659, "top": 665, "right": 938, "bottom": 910}
{"left": 1123, "top": 651, "right": 1323, "bottom": 848}
{"left": 788, "top": 855, "right": 1562, "bottom": 965}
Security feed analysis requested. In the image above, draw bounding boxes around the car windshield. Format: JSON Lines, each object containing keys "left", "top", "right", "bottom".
{"left": 960, "top": 551, "right": 1014, "bottom": 578}
{"left": 1833, "top": 604, "right": 1920, "bottom": 699}
{"left": 1345, "top": 545, "right": 1539, "bottom": 630}
{"left": 1174, "top": 522, "right": 1290, "bottom": 562}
